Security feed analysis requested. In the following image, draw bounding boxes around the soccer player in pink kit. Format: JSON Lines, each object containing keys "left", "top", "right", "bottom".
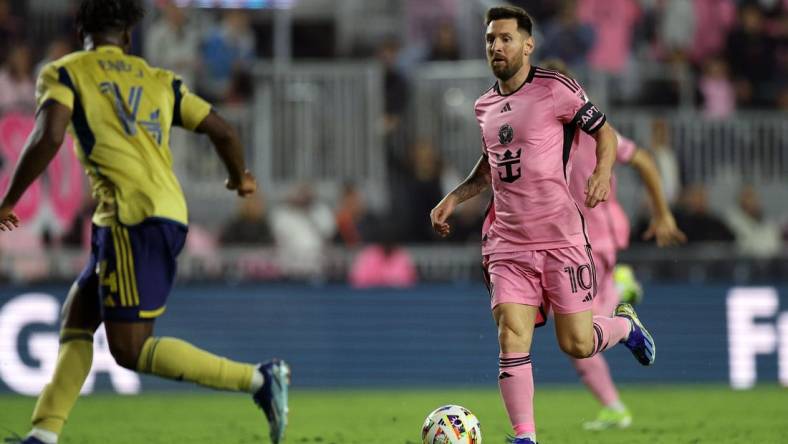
{"left": 570, "top": 102, "right": 687, "bottom": 433}
{"left": 538, "top": 60, "right": 687, "bottom": 430}
{"left": 430, "top": 7, "right": 656, "bottom": 444}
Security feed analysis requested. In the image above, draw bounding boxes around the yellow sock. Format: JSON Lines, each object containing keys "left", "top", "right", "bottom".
{"left": 31, "top": 328, "right": 94, "bottom": 435}
{"left": 136, "top": 337, "right": 255, "bottom": 392}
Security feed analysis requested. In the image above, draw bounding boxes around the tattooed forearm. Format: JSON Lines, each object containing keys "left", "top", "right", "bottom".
{"left": 449, "top": 155, "right": 491, "bottom": 204}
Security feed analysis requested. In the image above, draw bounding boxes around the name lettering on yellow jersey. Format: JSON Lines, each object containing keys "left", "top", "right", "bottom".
{"left": 98, "top": 59, "right": 134, "bottom": 73}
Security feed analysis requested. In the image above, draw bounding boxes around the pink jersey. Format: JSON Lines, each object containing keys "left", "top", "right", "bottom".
{"left": 476, "top": 66, "right": 606, "bottom": 255}
{"left": 569, "top": 131, "right": 636, "bottom": 252}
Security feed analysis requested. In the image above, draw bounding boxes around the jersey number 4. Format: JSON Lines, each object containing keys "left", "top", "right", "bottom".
{"left": 99, "top": 82, "right": 163, "bottom": 145}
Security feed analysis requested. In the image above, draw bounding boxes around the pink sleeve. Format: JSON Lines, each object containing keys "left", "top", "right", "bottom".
{"left": 552, "top": 81, "right": 607, "bottom": 134}
{"left": 615, "top": 132, "right": 637, "bottom": 164}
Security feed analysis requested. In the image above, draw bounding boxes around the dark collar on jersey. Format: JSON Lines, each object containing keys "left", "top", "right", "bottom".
{"left": 494, "top": 65, "right": 537, "bottom": 97}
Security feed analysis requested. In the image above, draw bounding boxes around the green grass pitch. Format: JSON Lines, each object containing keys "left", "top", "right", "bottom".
{"left": 1, "top": 386, "right": 786, "bottom": 443}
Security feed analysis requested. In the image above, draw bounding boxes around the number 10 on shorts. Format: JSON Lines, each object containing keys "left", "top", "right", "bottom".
{"left": 563, "top": 264, "right": 594, "bottom": 294}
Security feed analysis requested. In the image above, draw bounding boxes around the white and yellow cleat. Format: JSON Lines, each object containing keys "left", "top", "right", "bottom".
{"left": 582, "top": 406, "right": 633, "bottom": 431}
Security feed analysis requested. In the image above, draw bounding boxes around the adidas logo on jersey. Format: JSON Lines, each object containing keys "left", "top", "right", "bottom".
{"left": 582, "top": 293, "right": 593, "bottom": 303}
{"left": 500, "top": 102, "right": 512, "bottom": 113}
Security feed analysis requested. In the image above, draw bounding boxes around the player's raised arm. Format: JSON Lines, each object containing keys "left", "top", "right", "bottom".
{"left": 0, "top": 102, "right": 72, "bottom": 231}
{"left": 171, "top": 76, "right": 255, "bottom": 197}
{"left": 430, "top": 154, "right": 490, "bottom": 237}
{"left": 627, "top": 147, "right": 687, "bottom": 246}
{"left": 194, "top": 111, "right": 256, "bottom": 197}
{"left": 586, "top": 122, "right": 617, "bottom": 208}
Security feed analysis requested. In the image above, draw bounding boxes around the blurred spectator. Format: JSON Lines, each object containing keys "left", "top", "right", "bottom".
{"left": 725, "top": 4, "right": 778, "bottom": 107}
{"left": 657, "top": 0, "right": 695, "bottom": 58}
{"left": 0, "top": 0, "right": 21, "bottom": 62}
{"left": 699, "top": 57, "right": 736, "bottom": 119}
{"left": 200, "top": 10, "right": 255, "bottom": 101}
{"left": 405, "top": 0, "right": 459, "bottom": 47}
{"left": 577, "top": 0, "right": 641, "bottom": 74}
{"left": 35, "top": 37, "right": 74, "bottom": 76}
{"left": 540, "top": 0, "right": 595, "bottom": 72}
{"left": 508, "top": 0, "right": 561, "bottom": 23}
{"left": 778, "top": 86, "right": 788, "bottom": 110}
{"left": 724, "top": 185, "right": 782, "bottom": 258}
{"left": 145, "top": 0, "right": 201, "bottom": 88}
{"left": 393, "top": 141, "right": 448, "bottom": 243}
{"left": 225, "top": 67, "right": 254, "bottom": 107}
{"left": 671, "top": 184, "right": 734, "bottom": 243}
{"left": 650, "top": 119, "right": 681, "bottom": 205}
{"left": 334, "top": 181, "right": 369, "bottom": 247}
{"left": 428, "top": 22, "right": 460, "bottom": 61}
{"left": 0, "top": 44, "right": 35, "bottom": 114}
{"left": 219, "top": 195, "right": 273, "bottom": 246}
{"left": 270, "top": 183, "right": 336, "bottom": 277}
{"left": 349, "top": 226, "right": 417, "bottom": 288}
{"left": 689, "top": 0, "right": 737, "bottom": 64}
{"left": 378, "top": 38, "right": 410, "bottom": 135}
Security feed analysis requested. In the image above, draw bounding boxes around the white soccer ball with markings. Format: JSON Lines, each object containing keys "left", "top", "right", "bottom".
{"left": 421, "top": 405, "right": 482, "bottom": 444}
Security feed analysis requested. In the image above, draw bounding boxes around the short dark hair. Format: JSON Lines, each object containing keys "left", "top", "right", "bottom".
{"left": 485, "top": 5, "right": 534, "bottom": 35}
{"left": 76, "top": 0, "right": 145, "bottom": 36}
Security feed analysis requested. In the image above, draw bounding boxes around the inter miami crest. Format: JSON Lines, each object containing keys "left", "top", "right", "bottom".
{"left": 498, "top": 123, "right": 514, "bottom": 145}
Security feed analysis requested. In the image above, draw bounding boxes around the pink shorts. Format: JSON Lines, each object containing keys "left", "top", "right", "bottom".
{"left": 591, "top": 248, "right": 618, "bottom": 317}
{"left": 483, "top": 245, "right": 598, "bottom": 317}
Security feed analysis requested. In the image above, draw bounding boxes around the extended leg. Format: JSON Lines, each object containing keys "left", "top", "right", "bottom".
{"left": 28, "top": 281, "right": 102, "bottom": 444}
{"left": 104, "top": 320, "right": 257, "bottom": 392}
{"left": 103, "top": 320, "right": 290, "bottom": 444}
{"left": 554, "top": 310, "right": 631, "bottom": 359}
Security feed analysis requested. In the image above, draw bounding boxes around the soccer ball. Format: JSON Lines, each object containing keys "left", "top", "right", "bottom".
{"left": 421, "top": 405, "right": 482, "bottom": 444}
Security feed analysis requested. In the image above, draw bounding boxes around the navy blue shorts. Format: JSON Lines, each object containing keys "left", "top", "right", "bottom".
{"left": 77, "top": 219, "right": 187, "bottom": 321}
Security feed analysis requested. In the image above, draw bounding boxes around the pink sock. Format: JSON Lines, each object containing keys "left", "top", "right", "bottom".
{"left": 499, "top": 353, "right": 535, "bottom": 436}
{"left": 590, "top": 315, "right": 631, "bottom": 356}
{"left": 573, "top": 354, "right": 620, "bottom": 406}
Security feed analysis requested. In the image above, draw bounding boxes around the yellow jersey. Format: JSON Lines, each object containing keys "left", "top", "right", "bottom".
{"left": 36, "top": 45, "right": 211, "bottom": 227}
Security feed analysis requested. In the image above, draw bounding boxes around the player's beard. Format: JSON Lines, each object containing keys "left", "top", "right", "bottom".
{"left": 490, "top": 53, "right": 524, "bottom": 82}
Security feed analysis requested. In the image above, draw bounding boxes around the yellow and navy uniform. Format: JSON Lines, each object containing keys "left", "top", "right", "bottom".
{"left": 37, "top": 45, "right": 212, "bottom": 320}
{"left": 36, "top": 45, "right": 211, "bottom": 227}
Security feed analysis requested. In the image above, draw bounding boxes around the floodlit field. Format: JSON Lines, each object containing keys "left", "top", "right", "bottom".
{"left": 1, "top": 385, "right": 786, "bottom": 443}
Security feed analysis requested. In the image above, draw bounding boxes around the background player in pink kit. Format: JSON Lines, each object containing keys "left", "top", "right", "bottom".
{"left": 540, "top": 60, "right": 689, "bottom": 432}
{"left": 430, "top": 6, "right": 656, "bottom": 444}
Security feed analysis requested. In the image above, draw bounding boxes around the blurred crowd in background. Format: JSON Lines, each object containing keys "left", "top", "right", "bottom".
{"left": 0, "top": 0, "right": 786, "bottom": 284}
{"left": 2, "top": 0, "right": 785, "bottom": 112}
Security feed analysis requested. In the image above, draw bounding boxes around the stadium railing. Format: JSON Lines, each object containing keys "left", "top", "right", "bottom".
{"left": 1, "top": 62, "right": 787, "bottom": 284}
{"left": 406, "top": 61, "right": 788, "bottom": 222}
{"left": 409, "top": 61, "right": 788, "bottom": 185}
{"left": 172, "top": 62, "right": 388, "bottom": 224}
{"left": 1, "top": 244, "right": 787, "bottom": 284}
{"left": 167, "top": 61, "right": 788, "bottom": 222}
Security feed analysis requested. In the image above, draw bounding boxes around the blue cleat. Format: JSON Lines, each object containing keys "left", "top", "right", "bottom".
{"left": 3, "top": 435, "right": 46, "bottom": 444}
{"left": 508, "top": 437, "right": 537, "bottom": 444}
{"left": 615, "top": 303, "right": 656, "bottom": 366}
{"left": 253, "top": 359, "right": 290, "bottom": 444}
